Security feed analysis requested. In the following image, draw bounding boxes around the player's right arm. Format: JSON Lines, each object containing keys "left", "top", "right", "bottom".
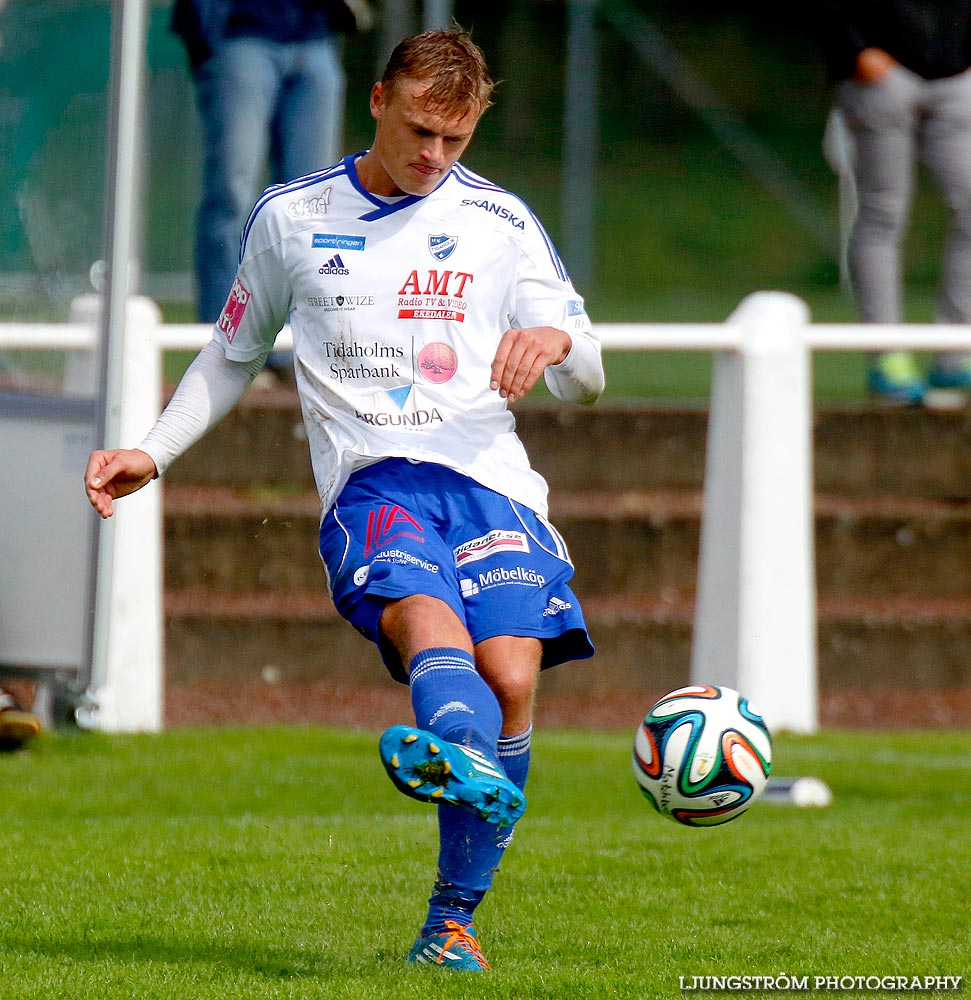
{"left": 84, "top": 198, "right": 290, "bottom": 518}
{"left": 83, "top": 337, "right": 269, "bottom": 518}
{"left": 84, "top": 448, "right": 158, "bottom": 519}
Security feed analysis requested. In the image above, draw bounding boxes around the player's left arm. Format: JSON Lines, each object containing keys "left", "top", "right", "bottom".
{"left": 496, "top": 211, "right": 605, "bottom": 405}
{"left": 490, "top": 323, "right": 604, "bottom": 404}
{"left": 490, "top": 323, "right": 603, "bottom": 404}
{"left": 490, "top": 325, "right": 572, "bottom": 403}
{"left": 539, "top": 323, "right": 604, "bottom": 405}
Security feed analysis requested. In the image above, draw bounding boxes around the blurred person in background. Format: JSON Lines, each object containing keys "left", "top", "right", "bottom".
{"left": 171, "top": 0, "right": 372, "bottom": 384}
{"left": 815, "top": 0, "right": 971, "bottom": 405}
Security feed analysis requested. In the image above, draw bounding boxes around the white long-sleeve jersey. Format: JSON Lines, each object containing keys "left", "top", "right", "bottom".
{"left": 140, "top": 153, "right": 604, "bottom": 517}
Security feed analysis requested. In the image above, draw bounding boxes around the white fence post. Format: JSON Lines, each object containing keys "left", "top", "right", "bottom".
{"left": 74, "top": 294, "right": 164, "bottom": 733}
{"left": 690, "top": 291, "right": 818, "bottom": 733}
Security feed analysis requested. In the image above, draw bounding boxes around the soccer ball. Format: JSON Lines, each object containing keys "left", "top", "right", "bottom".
{"left": 632, "top": 685, "right": 772, "bottom": 827}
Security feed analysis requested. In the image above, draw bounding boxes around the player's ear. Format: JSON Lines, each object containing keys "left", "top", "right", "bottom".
{"left": 369, "top": 81, "right": 387, "bottom": 122}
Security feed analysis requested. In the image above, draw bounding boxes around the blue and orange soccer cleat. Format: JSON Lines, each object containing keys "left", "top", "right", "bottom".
{"left": 379, "top": 725, "right": 525, "bottom": 827}
{"left": 408, "top": 920, "right": 492, "bottom": 972}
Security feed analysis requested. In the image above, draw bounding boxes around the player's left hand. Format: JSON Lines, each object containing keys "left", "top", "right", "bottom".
{"left": 490, "top": 326, "right": 571, "bottom": 403}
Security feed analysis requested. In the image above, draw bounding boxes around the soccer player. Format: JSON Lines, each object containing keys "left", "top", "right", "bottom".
{"left": 84, "top": 28, "right": 604, "bottom": 972}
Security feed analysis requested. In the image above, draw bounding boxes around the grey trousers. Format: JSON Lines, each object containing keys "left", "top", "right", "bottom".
{"left": 836, "top": 65, "right": 971, "bottom": 331}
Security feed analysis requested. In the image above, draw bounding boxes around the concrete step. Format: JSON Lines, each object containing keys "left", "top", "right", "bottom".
{"left": 164, "top": 485, "right": 971, "bottom": 599}
{"left": 164, "top": 392, "right": 971, "bottom": 498}
{"left": 164, "top": 678, "right": 971, "bottom": 730}
{"left": 154, "top": 392, "right": 971, "bottom": 728}
{"left": 163, "top": 589, "right": 971, "bottom": 696}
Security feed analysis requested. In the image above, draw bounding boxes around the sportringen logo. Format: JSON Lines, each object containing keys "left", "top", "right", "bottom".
{"left": 312, "top": 233, "right": 366, "bottom": 251}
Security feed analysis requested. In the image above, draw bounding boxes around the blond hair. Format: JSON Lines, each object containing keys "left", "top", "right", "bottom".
{"left": 381, "top": 28, "right": 494, "bottom": 119}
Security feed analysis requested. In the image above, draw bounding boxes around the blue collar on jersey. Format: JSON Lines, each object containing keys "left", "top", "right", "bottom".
{"left": 345, "top": 151, "right": 453, "bottom": 222}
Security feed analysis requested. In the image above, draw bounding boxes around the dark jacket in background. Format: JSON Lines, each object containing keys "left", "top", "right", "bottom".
{"left": 171, "top": 0, "right": 358, "bottom": 69}
{"left": 816, "top": 0, "right": 971, "bottom": 80}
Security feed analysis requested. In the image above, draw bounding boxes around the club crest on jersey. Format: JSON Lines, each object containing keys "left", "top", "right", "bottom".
{"left": 428, "top": 233, "right": 457, "bottom": 261}
{"left": 216, "top": 277, "right": 250, "bottom": 344}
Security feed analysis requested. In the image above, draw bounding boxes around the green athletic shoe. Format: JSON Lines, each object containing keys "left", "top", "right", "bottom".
{"left": 866, "top": 351, "right": 925, "bottom": 406}
{"left": 379, "top": 725, "right": 525, "bottom": 827}
{"left": 408, "top": 920, "right": 492, "bottom": 971}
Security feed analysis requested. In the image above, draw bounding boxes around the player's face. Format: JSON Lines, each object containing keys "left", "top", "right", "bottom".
{"left": 362, "top": 78, "right": 479, "bottom": 197}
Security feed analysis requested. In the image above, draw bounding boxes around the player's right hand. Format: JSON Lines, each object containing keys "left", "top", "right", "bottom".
{"left": 84, "top": 448, "right": 158, "bottom": 519}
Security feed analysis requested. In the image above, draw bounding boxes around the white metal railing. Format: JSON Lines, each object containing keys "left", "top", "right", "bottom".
{"left": 4, "top": 291, "right": 971, "bottom": 734}
{"left": 7, "top": 315, "right": 971, "bottom": 352}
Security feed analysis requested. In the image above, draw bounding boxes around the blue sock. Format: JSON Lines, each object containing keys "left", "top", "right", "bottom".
{"left": 497, "top": 725, "right": 532, "bottom": 793}
{"left": 408, "top": 647, "right": 502, "bottom": 758}
{"left": 422, "top": 727, "right": 533, "bottom": 936}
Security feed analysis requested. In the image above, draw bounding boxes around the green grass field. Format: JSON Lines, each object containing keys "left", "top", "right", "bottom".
{"left": 2, "top": 726, "right": 968, "bottom": 999}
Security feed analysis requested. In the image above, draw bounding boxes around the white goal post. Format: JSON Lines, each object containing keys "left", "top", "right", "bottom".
{"left": 4, "top": 290, "right": 971, "bottom": 734}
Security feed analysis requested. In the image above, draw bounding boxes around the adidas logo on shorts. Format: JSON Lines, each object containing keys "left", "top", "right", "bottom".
{"left": 543, "top": 596, "right": 572, "bottom": 616}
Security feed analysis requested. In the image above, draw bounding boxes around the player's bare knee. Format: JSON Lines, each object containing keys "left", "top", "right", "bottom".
{"left": 486, "top": 669, "right": 537, "bottom": 733}
{"left": 380, "top": 595, "right": 473, "bottom": 668}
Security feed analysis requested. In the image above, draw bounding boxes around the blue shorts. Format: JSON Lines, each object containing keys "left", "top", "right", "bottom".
{"left": 319, "top": 458, "right": 594, "bottom": 683}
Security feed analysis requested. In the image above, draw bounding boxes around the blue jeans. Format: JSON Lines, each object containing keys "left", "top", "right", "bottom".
{"left": 193, "top": 35, "right": 345, "bottom": 324}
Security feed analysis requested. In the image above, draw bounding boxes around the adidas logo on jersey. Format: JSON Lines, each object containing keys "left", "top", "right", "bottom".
{"left": 318, "top": 254, "right": 350, "bottom": 275}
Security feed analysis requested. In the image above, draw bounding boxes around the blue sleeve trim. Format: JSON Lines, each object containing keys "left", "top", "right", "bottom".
{"left": 239, "top": 160, "right": 348, "bottom": 259}
{"left": 452, "top": 164, "right": 569, "bottom": 281}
